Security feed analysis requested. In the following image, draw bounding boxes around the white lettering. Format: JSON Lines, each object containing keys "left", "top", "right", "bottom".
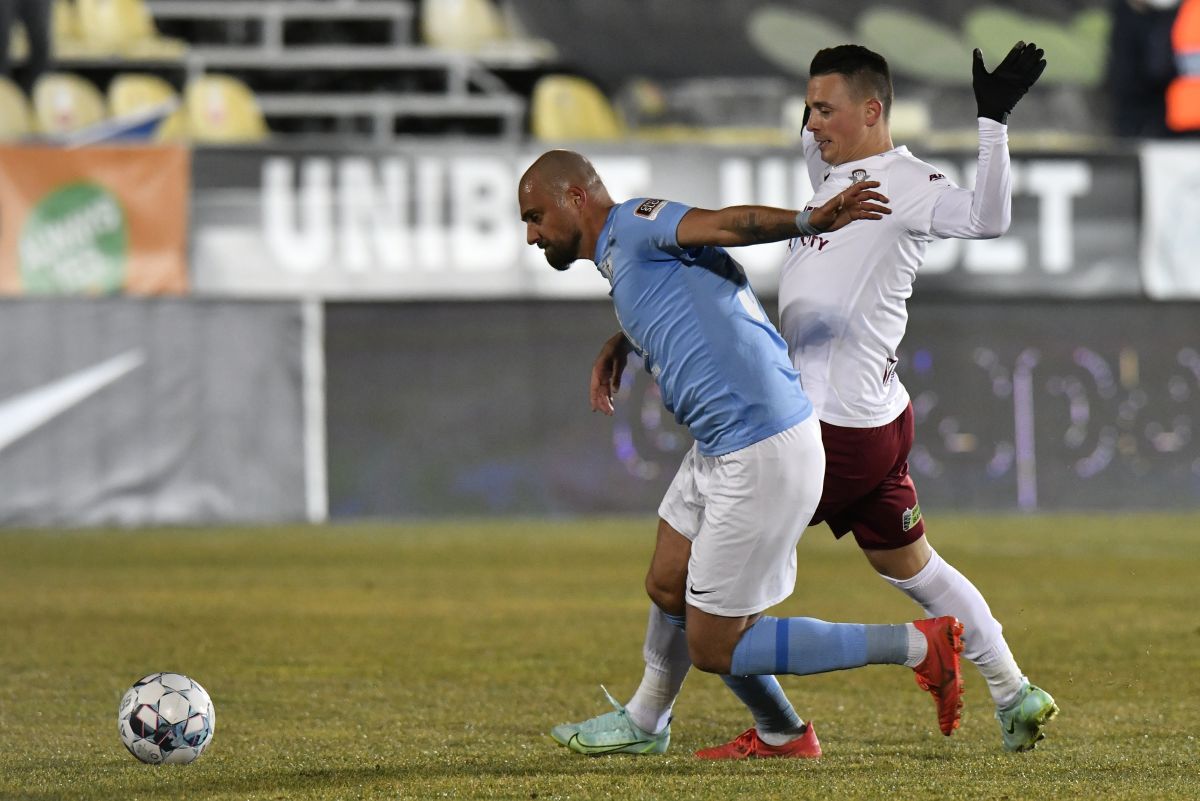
{"left": 451, "top": 156, "right": 518, "bottom": 272}
{"left": 719, "top": 158, "right": 753, "bottom": 205}
{"left": 1024, "top": 160, "right": 1090, "bottom": 273}
{"left": 716, "top": 157, "right": 810, "bottom": 279}
{"left": 338, "top": 157, "right": 409, "bottom": 272}
{"left": 589, "top": 157, "right": 652, "bottom": 204}
{"left": 264, "top": 158, "right": 333, "bottom": 274}
{"left": 20, "top": 195, "right": 121, "bottom": 267}
{"left": 963, "top": 160, "right": 1026, "bottom": 274}
{"left": 414, "top": 157, "right": 445, "bottom": 270}
{"left": 757, "top": 158, "right": 789, "bottom": 207}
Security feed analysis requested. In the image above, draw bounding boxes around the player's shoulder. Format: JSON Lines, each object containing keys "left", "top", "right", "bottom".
{"left": 883, "top": 148, "right": 953, "bottom": 191}
{"left": 619, "top": 197, "right": 678, "bottom": 222}
{"left": 611, "top": 198, "right": 690, "bottom": 244}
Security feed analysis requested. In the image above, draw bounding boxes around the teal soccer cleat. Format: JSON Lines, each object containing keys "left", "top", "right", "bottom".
{"left": 996, "top": 682, "right": 1059, "bottom": 752}
{"left": 549, "top": 686, "right": 670, "bottom": 756}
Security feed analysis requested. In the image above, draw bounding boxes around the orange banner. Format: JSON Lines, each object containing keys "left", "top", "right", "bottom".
{"left": 0, "top": 146, "right": 189, "bottom": 295}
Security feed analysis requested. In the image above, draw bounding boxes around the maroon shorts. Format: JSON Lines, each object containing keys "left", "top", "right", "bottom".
{"left": 809, "top": 402, "right": 925, "bottom": 550}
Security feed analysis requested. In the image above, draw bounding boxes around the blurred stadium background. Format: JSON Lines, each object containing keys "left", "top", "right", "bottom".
{"left": 1, "top": 1, "right": 1199, "bottom": 798}
{"left": 0, "top": 0, "right": 1197, "bottom": 525}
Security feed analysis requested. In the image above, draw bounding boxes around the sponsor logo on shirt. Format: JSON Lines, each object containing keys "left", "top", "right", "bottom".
{"left": 796, "top": 235, "right": 830, "bottom": 252}
{"left": 882, "top": 357, "right": 898, "bottom": 385}
{"left": 851, "top": 168, "right": 870, "bottom": 183}
{"left": 634, "top": 198, "right": 668, "bottom": 220}
{"left": 928, "top": 173, "right": 946, "bottom": 182}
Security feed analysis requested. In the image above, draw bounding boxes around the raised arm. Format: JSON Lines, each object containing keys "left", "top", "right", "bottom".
{"left": 928, "top": 119, "right": 1012, "bottom": 239}
{"left": 929, "top": 41, "right": 1045, "bottom": 239}
{"left": 675, "top": 181, "right": 890, "bottom": 249}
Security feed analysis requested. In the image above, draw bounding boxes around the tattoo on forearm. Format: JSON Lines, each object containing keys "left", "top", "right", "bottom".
{"left": 732, "top": 208, "right": 796, "bottom": 243}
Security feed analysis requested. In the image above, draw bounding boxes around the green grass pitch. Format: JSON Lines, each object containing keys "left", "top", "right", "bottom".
{"left": 1, "top": 514, "right": 1196, "bottom": 800}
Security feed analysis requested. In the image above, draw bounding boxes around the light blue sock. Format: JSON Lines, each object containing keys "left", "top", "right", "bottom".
{"left": 721, "top": 674, "right": 803, "bottom": 734}
{"left": 730, "top": 617, "right": 909, "bottom": 676}
{"left": 661, "top": 610, "right": 803, "bottom": 735}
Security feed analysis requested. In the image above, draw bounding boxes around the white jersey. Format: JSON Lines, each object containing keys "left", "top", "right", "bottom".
{"left": 778, "top": 119, "right": 1013, "bottom": 428}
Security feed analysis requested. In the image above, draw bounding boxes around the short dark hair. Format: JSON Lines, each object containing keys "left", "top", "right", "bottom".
{"left": 809, "top": 45, "right": 893, "bottom": 120}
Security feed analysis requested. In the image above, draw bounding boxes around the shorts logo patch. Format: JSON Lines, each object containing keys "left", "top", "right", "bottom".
{"left": 634, "top": 198, "right": 668, "bottom": 220}
{"left": 902, "top": 504, "right": 922, "bottom": 532}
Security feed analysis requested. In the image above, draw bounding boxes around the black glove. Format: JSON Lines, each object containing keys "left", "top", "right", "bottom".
{"left": 972, "top": 41, "right": 1047, "bottom": 124}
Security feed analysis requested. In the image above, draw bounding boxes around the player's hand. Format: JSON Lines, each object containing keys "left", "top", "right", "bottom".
{"left": 972, "top": 41, "right": 1046, "bottom": 124}
{"left": 590, "top": 332, "right": 631, "bottom": 415}
{"left": 810, "top": 180, "right": 891, "bottom": 233}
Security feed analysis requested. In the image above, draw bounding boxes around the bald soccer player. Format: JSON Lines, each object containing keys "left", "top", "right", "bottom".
{"left": 556, "top": 43, "right": 1058, "bottom": 760}
{"left": 519, "top": 149, "right": 965, "bottom": 758}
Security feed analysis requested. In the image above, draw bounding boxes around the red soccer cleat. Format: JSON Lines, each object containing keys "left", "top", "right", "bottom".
{"left": 694, "top": 723, "right": 822, "bottom": 760}
{"left": 912, "top": 616, "right": 965, "bottom": 736}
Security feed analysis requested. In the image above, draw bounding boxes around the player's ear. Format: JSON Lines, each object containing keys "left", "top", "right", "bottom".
{"left": 864, "top": 97, "right": 884, "bottom": 127}
{"left": 567, "top": 186, "right": 586, "bottom": 209}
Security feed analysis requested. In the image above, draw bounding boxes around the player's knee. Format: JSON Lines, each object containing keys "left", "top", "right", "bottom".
{"left": 686, "top": 638, "right": 732, "bottom": 674}
{"left": 645, "top": 572, "right": 685, "bottom": 616}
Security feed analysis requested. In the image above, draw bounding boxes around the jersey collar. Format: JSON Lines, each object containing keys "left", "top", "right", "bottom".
{"left": 822, "top": 146, "right": 910, "bottom": 183}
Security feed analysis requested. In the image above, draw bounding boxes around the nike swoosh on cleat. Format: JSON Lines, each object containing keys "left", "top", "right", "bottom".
{"left": 1005, "top": 720, "right": 1018, "bottom": 735}
{"left": 0, "top": 351, "right": 145, "bottom": 453}
{"left": 567, "top": 734, "right": 646, "bottom": 754}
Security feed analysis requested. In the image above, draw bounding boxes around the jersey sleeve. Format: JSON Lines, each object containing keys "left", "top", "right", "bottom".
{"left": 926, "top": 118, "right": 1013, "bottom": 240}
{"left": 619, "top": 198, "right": 693, "bottom": 257}
{"left": 801, "top": 127, "right": 826, "bottom": 191}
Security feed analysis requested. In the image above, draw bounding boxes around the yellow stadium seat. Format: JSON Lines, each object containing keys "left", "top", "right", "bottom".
{"left": 530, "top": 74, "right": 624, "bottom": 141}
{"left": 32, "top": 72, "right": 106, "bottom": 135}
{"left": 0, "top": 76, "right": 34, "bottom": 141}
{"left": 54, "top": 0, "right": 82, "bottom": 39}
{"left": 421, "top": 0, "right": 508, "bottom": 52}
{"left": 53, "top": 0, "right": 98, "bottom": 58}
{"left": 75, "top": 0, "right": 186, "bottom": 57}
{"left": 184, "top": 74, "right": 268, "bottom": 143}
{"left": 108, "top": 73, "right": 185, "bottom": 140}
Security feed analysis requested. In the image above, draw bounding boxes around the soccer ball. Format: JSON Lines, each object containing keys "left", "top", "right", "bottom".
{"left": 117, "top": 672, "right": 216, "bottom": 765}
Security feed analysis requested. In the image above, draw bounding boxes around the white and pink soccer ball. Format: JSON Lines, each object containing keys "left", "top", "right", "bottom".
{"left": 117, "top": 672, "right": 216, "bottom": 765}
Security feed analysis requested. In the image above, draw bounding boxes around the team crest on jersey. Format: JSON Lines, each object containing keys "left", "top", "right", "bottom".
{"left": 851, "top": 168, "right": 870, "bottom": 183}
{"left": 902, "top": 504, "right": 922, "bottom": 532}
{"left": 634, "top": 198, "right": 668, "bottom": 220}
{"left": 928, "top": 173, "right": 946, "bottom": 182}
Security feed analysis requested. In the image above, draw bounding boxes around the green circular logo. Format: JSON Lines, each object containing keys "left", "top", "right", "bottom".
{"left": 19, "top": 182, "right": 128, "bottom": 294}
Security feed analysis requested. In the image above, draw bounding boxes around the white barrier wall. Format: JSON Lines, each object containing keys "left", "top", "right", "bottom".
{"left": 0, "top": 299, "right": 309, "bottom": 526}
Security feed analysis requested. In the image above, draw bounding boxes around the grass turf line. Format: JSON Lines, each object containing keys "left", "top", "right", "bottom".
{"left": 0, "top": 515, "right": 1196, "bottom": 800}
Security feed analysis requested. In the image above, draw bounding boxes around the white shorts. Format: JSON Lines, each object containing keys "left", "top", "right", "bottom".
{"left": 657, "top": 415, "right": 825, "bottom": 617}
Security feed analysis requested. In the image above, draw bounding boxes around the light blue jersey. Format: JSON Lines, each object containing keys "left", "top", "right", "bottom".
{"left": 594, "top": 198, "right": 812, "bottom": 456}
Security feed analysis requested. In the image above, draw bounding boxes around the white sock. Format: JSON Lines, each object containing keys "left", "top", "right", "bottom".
{"left": 757, "top": 723, "right": 807, "bottom": 746}
{"left": 975, "top": 643, "right": 1027, "bottom": 709}
{"left": 625, "top": 605, "right": 691, "bottom": 734}
{"left": 904, "top": 623, "right": 927, "bottom": 668}
{"left": 883, "top": 548, "right": 1026, "bottom": 707}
